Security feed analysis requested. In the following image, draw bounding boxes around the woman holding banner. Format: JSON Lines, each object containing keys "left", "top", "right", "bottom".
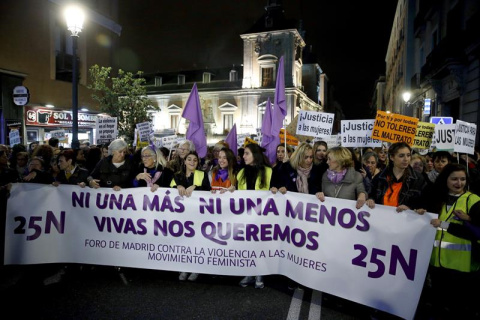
{"left": 315, "top": 146, "right": 368, "bottom": 209}
{"left": 236, "top": 143, "right": 272, "bottom": 289}
{"left": 209, "top": 147, "right": 237, "bottom": 193}
{"left": 170, "top": 150, "right": 210, "bottom": 282}
{"left": 272, "top": 142, "right": 321, "bottom": 196}
{"left": 424, "top": 163, "right": 480, "bottom": 319}
{"left": 88, "top": 139, "right": 134, "bottom": 191}
{"left": 366, "top": 142, "right": 426, "bottom": 211}
{"left": 133, "top": 145, "right": 173, "bottom": 192}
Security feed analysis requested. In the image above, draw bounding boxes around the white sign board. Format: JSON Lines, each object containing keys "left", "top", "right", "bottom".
{"left": 454, "top": 120, "right": 476, "bottom": 155}
{"left": 314, "top": 135, "right": 341, "bottom": 148}
{"left": 431, "top": 124, "right": 455, "bottom": 150}
{"left": 296, "top": 110, "right": 335, "bottom": 138}
{"left": 341, "top": 120, "right": 382, "bottom": 148}
{"left": 13, "top": 86, "right": 29, "bottom": 106}
{"left": 9, "top": 129, "right": 21, "bottom": 147}
{"left": 96, "top": 117, "right": 118, "bottom": 144}
{"left": 159, "top": 135, "right": 178, "bottom": 150}
{"left": 50, "top": 129, "right": 66, "bottom": 139}
{"left": 136, "top": 121, "right": 152, "bottom": 142}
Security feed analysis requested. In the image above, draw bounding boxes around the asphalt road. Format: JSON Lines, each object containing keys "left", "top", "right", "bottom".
{"left": 0, "top": 263, "right": 434, "bottom": 320}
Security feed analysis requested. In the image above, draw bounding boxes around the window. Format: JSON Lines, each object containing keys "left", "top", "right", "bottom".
{"left": 171, "top": 115, "right": 179, "bottom": 129}
{"left": 203, "top": 72, "right": 211, "bottom": 84}
{"left": 223, "top": 114, "right": 233, "bottom": 133}
{"left": 262, "top": 67, "right": 273, "bottom": 87}
{"left": 54, "top": 19, "right": 75, "bottom": 82}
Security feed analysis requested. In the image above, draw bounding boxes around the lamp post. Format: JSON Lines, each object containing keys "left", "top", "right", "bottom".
{"left": 64, "top": 5, "right": 84, "bottom": 150}
{"left": 402, "top": 91, "right": 411, "bottom": 107}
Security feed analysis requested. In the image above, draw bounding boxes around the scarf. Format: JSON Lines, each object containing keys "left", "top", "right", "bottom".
{"left": 296, "top": 164, "right": 312, "bottom": 194}
{"left": 327, "top": 168, "right": 347, "bottom": 184}
{"left": 145, "top": 168, "right": 162, "bottom": 187}
{"left": 215, "top": 168, "right": 229, "bottom": 182}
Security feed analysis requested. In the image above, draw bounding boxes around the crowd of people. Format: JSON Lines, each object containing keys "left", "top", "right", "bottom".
{"left": 1, "top": 136, "right": 480, "bottom": 318}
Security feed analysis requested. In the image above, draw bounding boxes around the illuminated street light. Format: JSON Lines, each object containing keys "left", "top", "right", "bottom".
{"left": 64, "top": 4, "right": 85, "bottom": 149}
{"left": 402, "top": 91, "right": 411, "bottom": 104}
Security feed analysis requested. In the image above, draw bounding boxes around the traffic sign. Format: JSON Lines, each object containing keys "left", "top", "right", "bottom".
{"left": 13, "top": 86, "right": 29, "bottom": 106}
{"left": 430, "top": 116, "right": 453, "bottom": 125}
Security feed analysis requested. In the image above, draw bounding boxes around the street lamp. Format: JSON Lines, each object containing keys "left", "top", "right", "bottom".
{"left": 402, "top": 91, "right": 411, "bottom": 106}
{"left": 64, "top": 5, "right": 85, "bottom": 149}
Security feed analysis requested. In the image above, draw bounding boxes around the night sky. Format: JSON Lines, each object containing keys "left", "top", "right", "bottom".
{"left": 115, "top": 0, "right": 397, "bottom": 119}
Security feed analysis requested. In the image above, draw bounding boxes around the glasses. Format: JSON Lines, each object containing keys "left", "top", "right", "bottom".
{"left": 141, "top": 155, "right": 154, "bottom": 159}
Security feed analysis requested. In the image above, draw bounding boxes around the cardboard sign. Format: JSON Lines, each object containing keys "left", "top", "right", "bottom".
{"left": 341, "top": 120, "right": 382, "bottom": 148}
{"left": 279, "top": 129, "right": 299, "bottom": 146}
{"left": 372, "top": 111, "right": 418, "bottom": 146}
{"left": 314, "top": 135, "right": 341, "bottom": 148}
{"left": 454, "top": 120, "right": 477, "bottom": 155}
{"left": 96, "top": 117, "right": 118, "bottom": 145}
{"left": 412, "top": 122, "right": 435, "bottom": 149}
{"left": 296, "top": 110, "right": 335, "bottom": 138}
{"left": 136, "top": 122, "right": 152, "bottom": 142}
{"left": 431, "top": 124, "right": 455, "bottom": 151}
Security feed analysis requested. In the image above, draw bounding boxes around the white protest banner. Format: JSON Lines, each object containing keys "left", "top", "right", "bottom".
{"left": 341, "top": 120, "right": 382, "bottom": 148}
{"left": 431, "top": 124, "right": 455, "bottom": 150}
{"left": 50, "top": 129, "right": 66, "bottom": 139}
{"left": 9, "top": 129, "right": 21, "bottom": 147}
{"left": 136, "top": 121, "right": 152, "bottom": 142}
{"left": 296, "top": 110, "right": 335, "bottom": 138}
{"left": 5, "top": 183, "right": 435, "bottom": 320}
{"left": 237, "top": 133, "right": 250, "bottom": 147}
{"left": 314, "top": 135, "right": 341, "bottom": 148}
{"left": 453, "top": 120, "right": 476, "bottom": 155}
{"left": 160, "top": 135, "right": 178, "bottom": 150}
{"left": 96, "top": 117, "right": 117, "bottom": 144}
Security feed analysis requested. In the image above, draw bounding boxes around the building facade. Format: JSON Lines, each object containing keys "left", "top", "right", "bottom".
{"left": 0, "top": 0, "right": 121, "bottom": 146}
{"left": 144, "top": 1, "right": 329, "bottom": 144}
{"left": 383, "top": 0, "right": 479, "bottom": 142}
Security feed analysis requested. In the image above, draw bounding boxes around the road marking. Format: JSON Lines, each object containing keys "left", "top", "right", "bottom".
{"left": 287, "top": 287, "right": 304, "bottom": 320}
{"left": 308, "top": 290, "right": 322, "bottom": 320}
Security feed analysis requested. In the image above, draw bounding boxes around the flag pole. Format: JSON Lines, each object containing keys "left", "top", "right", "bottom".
{"left": 283, "top": 119, "right": 287, "bottom": 151}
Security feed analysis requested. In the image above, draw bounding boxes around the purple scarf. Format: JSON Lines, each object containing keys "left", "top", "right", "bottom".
{"left": 327, "top": 168, "right": 347, "bottom": 184}
{"left": 215, "top": 169, "right": 229, "bottom": 182}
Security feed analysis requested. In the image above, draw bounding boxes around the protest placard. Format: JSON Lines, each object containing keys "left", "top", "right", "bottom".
{"left": 296, "top": 110, "right": 335, "bottom": 138}
{"left": 431, "top": 124, "right": 455, "bottom": 150}
{"left": 279, "top": 128, "right": 299, "bottom": 146}
{"left": 341, "top": 120, "right": 381, "bottom": 148}
{"left": 136, "top": 121, "right": 152, "bottom": 142}
{"left": 9, "top": 129, "right": 21, "bottom": 147}
{"left": 314, "top": 135, "right": 341, "bottom": 148}
{"left": 96, "top": 117, "right": 117, "bottom": 144}
{"left": 454, "top": 120, "right": 477, "bottom": 155}
{"left": 412, "top": 122, "right": 435, "bottom": 149}
{"left": 372, "top": 111, "right": 418, "bottom": 146}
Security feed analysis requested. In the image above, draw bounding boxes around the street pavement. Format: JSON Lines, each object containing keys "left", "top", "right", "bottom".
{"left": 0, "top": 263, "right": 434, "bottom": 320}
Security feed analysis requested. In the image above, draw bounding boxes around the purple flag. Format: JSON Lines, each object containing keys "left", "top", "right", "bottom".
{"left": 225, "top": 123, "right": 238, "bottom": 157}
{"left": 261, "top": 98, "right": 279, "bottom": 164}
{"left": 181, "top": 83, "right": 207, "bottom": 158}
{"left": 271, "top": 56, "right": 287, "bottom": 137}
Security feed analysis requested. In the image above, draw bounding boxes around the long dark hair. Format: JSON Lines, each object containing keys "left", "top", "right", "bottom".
{"left": 386, "top": 142, "right": 412, "bottom": 200}
{"left": 432, "top": 163, "right": 469, "bottom": 210}
{"left": 238, "top": 143, "right": 270, "bottom": 189}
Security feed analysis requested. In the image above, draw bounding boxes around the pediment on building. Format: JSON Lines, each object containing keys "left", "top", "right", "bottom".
{"left": 167, "top": 104, "right": 182, "bottom": 113}
{"left": 218, "top": 102, "right": 238, "bottom": 112}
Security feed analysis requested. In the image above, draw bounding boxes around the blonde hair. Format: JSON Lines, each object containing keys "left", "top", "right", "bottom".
{"left": 326, "top": 147, "right": 353, "bottom": 169}
{"left": 289, "top": 143, "right": 313, "bottom": 170}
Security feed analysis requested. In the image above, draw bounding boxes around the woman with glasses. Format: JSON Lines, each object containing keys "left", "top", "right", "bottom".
{"left": 133, "top": 145, "right": 173, "bottom": 192}
{"left": 22, "top": 156, "right": 55, "bottom": 184}
{"left": 316, "top": 146, "right": 369, "bottom": 209}
{"left": 88, "top": 139, "right": 134, "bottom": 191}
